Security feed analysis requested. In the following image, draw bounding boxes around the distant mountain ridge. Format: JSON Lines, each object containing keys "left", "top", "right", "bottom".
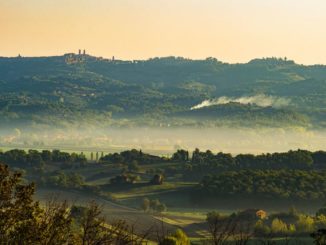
{"left": 0, "top": 54, "right": 325, "bottom": 128}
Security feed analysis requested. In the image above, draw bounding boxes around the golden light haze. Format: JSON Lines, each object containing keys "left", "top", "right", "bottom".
{"left": 1, "top": 0, "right": 326, "bottom": 64}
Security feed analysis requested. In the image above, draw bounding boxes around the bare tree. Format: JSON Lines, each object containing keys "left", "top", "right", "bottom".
{"left": 112, "top": 220, "right": 153, "bottom": 245}
{"left": 78, "top": 201, "right": 152, "bottom": 245}
{"left": 206, "top": 212, "right": 238, "bottom": 245}
{"left": 233, "top": 221, "right": 253, "bottom": 245}
{"left": 79, "top": 201, "right": 116, "bottom": 245}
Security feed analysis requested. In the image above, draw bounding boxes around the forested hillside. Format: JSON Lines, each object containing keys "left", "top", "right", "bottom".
{"left": 0, "top": 54, "right": 325, "bottom": 128}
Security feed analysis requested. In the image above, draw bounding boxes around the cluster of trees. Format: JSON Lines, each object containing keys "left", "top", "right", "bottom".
{"left": 172, "top": 149, "right": 190, "bottom": 162}
{"left": 198, "top": 170, "right": 326, "bottom": 200}
{"left": 102, "top": 148, "right": 326, "bottom": 172}
{"left": 100, "top": 149, "right": 166, "bottom": 165}
{"left": 140, "top": 198, "right": 167, "bottom": 213}
{"left": 254, "top": 215, "right": 315, "bottom": 236}
{"left": 253, "top": 206, "right": 326, "bottom": 238}
{"left": 253, "top": 207, "right": 326, "bottom": 236}
{"left": 109, "top": 174, "right": 140, "bottom": 185}
{"left": 172, "top": 149, "right": 326, "bottom": 180}
{"left": 205, "top": 208, "right": 326, "bottom": 244}
{"left": 190, "top": 149, "right": 325, "bottom": 170}
{"left": 108, "top": 173, "right": 163, "bottom": 186}
{"left": 41, "top": 171, "right": 85, "bottom": 189}
{"left": 160, "top": 229, "right": 189, "bottom": 245}
{"left": 0, "top": 149, "right": 87, "bottom": 169}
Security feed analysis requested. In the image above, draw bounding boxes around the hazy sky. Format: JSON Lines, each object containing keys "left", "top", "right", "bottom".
{"left": 1, "top": 0, "right": 326, "bottom": 64}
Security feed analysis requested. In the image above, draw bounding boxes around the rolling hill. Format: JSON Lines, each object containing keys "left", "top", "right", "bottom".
{"left": 0, "top": 54, "right": 325, "bottom": 128}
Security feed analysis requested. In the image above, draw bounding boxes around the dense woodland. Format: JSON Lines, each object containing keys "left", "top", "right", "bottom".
{"left": 101, "top": 148, "right": 326, "bottom": 170}
{"left": 198, "top": 170, "right": 326, "bottom": 200}
{"left": 100, "top": 149, "right": 166, "bottom": 165}
{"left": 2, "top": 147, "right": 325, "bottom": 171}
{"left": 0, "top": 55, "right": 325, "bottom": 128}
{"left": 0, "top": 149, "right": 87, "bottom": 169}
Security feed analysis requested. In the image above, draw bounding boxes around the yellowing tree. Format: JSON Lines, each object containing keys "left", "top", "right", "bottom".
{"left": 271, "top": 218, "right": 288, "bottom": 234}
{"left": 296, "top": 215, "right": 315, "bottom": 233}
{"left": 316, "top": 215, "right": 326, "bottom": 229}
{"left": 160, "top": 229, "right": 190, "bottom": 245}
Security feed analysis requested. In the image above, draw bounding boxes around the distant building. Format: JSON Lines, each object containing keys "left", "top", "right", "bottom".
{"left": 64, "top": 49, "right": 86, "bottom": 64}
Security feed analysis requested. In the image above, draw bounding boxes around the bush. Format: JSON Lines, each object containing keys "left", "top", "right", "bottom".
{"left": 140, "top": 198, "right": 150, "bottom": 212}
{"left": 141, "top": 198, "right": 167, "bottom": 213}
{"left": 296, "top": 215, "right": 315, "bottom": 233}
{"left": 271, "top": 218, "right": 288, "bottom": 234}
{"left": 128, "top": 161, "right": 139, "bottom": 171}
{"left": 160, "top": 229, "right": 189, "bottom": 245}
{"left": 254, "top": 220, "right": 270, "bottom": 236}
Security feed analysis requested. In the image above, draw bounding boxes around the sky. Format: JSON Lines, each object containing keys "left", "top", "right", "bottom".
{"left": 1, "top": 0, "right": 326, "bottom": 64}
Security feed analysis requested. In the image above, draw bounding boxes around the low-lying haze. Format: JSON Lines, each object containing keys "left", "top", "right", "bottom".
{"left": 1, "top": 127, "right": 325, "bottom": 156}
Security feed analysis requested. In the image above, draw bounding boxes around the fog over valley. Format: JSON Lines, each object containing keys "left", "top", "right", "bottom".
{"left": 1, "top": 127, "right": 325, "bottom": 155}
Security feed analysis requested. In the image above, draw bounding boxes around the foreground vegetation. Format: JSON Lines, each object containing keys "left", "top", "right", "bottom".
{"left": 0, "top": 163, "right": 155, "bottom": 244}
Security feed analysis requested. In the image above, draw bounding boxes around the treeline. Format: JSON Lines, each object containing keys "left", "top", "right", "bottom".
{"left": 100, "top": 149, "right": 166, "bottom": 165}
{"left": 0, "top": 149, "right": 87, "bottom": 169}
{"left": 2, "top": 148, "right": 325, "bottom": 171}
{"left": 171, "top": 149, "right": 326, "bottom": 180}
{"left": 198, "top": 170, "right": 326, "bottom": 200}
{"left": 100, "top": 148, "right": 326, "bottom": 170}
{"left": 183, "top": 148, "right": 326, "bottom": 169}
